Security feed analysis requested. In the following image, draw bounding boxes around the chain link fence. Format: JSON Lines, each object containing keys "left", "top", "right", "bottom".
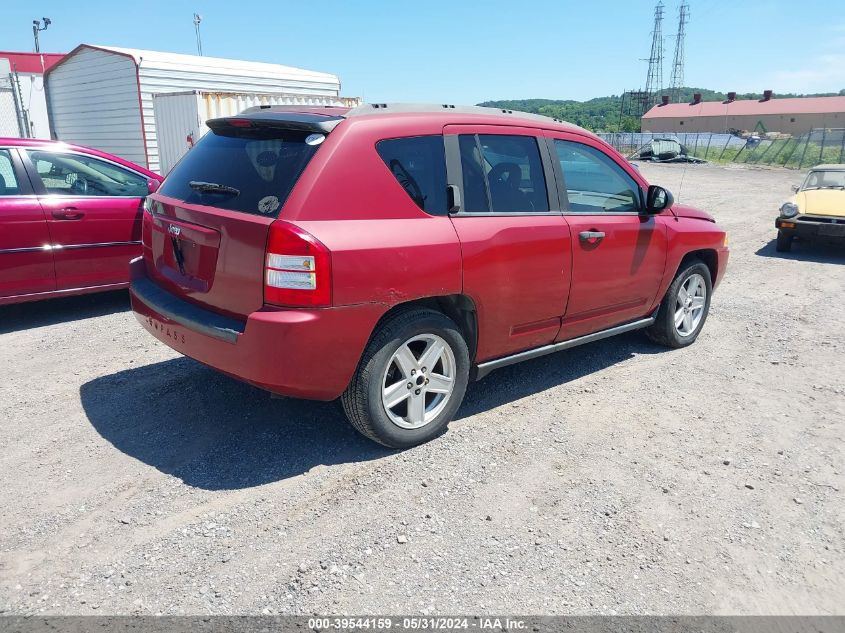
{"left": 598, "top": 129, "right": 845, "bottom": 170}
{"left": 0, "top": 74, "right": 25, "bottom": 137}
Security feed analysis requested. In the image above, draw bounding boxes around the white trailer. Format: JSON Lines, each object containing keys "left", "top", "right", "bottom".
{"left": 45, "top": 45, "right": 342, "bottom": 173}
{"left": 153, "top": 91, "right": 360, "bottom": 174}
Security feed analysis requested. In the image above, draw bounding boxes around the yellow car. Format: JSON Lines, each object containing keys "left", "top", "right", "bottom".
{"left": 776, "top": 164, "right": 845, "bottom": 252}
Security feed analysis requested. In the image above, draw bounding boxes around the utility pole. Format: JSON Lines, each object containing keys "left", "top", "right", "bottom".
{"left": 643, "top": 2, "right": 665, "bottom": 111}
{"left": 193, "top": 13, "right": 203, "bottom": 56}
{"left": 32, "top": 17, "right": 51, "bottom": 53}
{"left": 669, "top": 2, "right": 689, "bottom": 103}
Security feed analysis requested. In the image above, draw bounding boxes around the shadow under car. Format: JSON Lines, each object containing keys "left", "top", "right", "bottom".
{"left": 80, "top": 331, "right": 665, "bottom": 488}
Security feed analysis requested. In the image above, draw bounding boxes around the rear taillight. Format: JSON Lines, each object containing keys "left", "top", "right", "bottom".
{"left": 264, "top": 221, "right": 331, "bottom": 307}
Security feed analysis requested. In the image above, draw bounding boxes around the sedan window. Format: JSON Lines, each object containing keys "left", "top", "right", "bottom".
{"left": 0, "top": 150, "right": 20, "bottom": 196}
{"left": 25, "top": 150, "right": 148, "bottom": 198}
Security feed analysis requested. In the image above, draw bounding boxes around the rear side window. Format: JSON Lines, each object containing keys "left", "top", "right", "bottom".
{"left": 0, "top": 150, "right": 20, "bottom": 195}
{"left": 160, "top": 127, "right": 320, "bottom": 217}
{"left": 376, "top": 136, "right": 447, "bottom": 215}
{"left": 457, "top": 134, "right": 549, "bottom": 213}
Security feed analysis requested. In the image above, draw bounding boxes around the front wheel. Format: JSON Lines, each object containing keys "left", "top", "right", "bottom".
{"left": 341, "top": 308, "right": 470, "bottom": 448}
{"left": 776, "top": 230, "right": 793, "bottom": 252}
{"left": 646, "top": 259, "right": 713, "bottom": 348}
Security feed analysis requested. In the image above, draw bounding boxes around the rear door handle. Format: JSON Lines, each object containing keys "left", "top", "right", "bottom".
{"left": 579, "top": 230, "right": 605, "bottom": 242}
{"left": 52, "top": 207, "right": 84, "bottom": 220}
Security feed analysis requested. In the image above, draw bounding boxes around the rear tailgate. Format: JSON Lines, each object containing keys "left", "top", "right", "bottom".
{"left": 144, "top": 198, "right": 273, "bottom": 318}
{"left": 142, "top": 115, "right": 334, "bottom": 318}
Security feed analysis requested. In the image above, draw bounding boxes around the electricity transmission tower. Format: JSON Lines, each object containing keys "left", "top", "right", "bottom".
{"left": 669, "top": 2, "right": 690, "bottom": 103}
{"left": 643, "top": 1, "right": 665, "bottom": 110}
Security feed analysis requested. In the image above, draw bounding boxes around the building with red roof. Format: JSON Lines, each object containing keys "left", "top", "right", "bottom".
{"left": 642, "top": 91, "right": 845, "bottom": 135}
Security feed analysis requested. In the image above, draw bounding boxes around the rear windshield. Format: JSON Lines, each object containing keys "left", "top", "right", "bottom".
{"left": 159, "top": 127, "right": 321, "bottom": 217}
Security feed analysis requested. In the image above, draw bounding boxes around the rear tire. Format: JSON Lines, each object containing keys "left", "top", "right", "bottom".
{"left": 341, "top": 308, "right": 469, "bottom": 448}
{"left": 646, "top": 259, "right": 713, "bottom": 349}
{"left": 776, "top": 230, "right": 793, "bottom": 252}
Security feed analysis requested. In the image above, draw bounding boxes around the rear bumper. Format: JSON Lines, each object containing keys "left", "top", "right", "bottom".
{"left": 776, "top": 216, "right": 845, "bottom": 241}
{"left": 129, "top": 257, "right": 385, "bottom": 400}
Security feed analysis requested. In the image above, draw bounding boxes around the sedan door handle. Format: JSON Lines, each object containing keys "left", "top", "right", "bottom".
{"left": 579, "top": 230, "right": 606, "bottom": 242}
{"left": 52, "top": 207, "right": 84, "bottom": 220}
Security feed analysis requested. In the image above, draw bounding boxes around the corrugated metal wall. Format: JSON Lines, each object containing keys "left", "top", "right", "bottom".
{"left": 153, "top": 91, "right": 360, "bottom": 174}
{"left": 137, "top": 60, "right": 341, "bottom": 173}
{"left": 45, "top": 48, "right": 147, "bottom": 166}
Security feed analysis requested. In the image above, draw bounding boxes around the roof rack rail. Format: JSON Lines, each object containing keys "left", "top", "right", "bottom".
{"left": 344, "top": 102, "right": 570, "bottom": 126}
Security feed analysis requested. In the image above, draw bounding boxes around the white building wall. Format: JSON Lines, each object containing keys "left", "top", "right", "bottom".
{"left": 153, "top": 91, "right": 360, "bottom": 174}
{"left": 45, "top": 47, "right": 146, "bottom": 166}
{"left": 46, "top": 45, "right": 342, "bottom": 173}
{"left": 136, "top": 56, "right": 340, "bottom": 173}
{"left": 16, "top": 74, "right": 52, "bottom": 139}
{"left": 0, "top": 60, "right": 51, "bottom": 139}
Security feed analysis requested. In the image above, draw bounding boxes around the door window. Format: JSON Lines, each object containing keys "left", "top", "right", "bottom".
{"left": 458, "top": 134, "right": 549, "bottom": 213}
{"left": 25, "top": 150, "right": 148, "bottom": 197}
{"left": 553, "top": 140, "right": 641, "bottom": 213}
{"left": 376, "top": 136, "right": 447, "bottom": 215}
{"left": 0, "top": 150, "right": 20, "bottom": 196}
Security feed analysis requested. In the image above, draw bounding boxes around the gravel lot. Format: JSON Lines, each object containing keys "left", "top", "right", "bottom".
{"left": 1, "top": 163, "right": 843, "bottom": 616}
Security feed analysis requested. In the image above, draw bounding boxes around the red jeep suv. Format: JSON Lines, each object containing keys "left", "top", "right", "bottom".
{"left": 130, "top": 104, "right": 728, "bottom": 447}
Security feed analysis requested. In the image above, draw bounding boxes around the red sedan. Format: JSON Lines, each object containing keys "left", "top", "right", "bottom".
{"left": 0, "top": 138, "right": 162, "bottom": 305}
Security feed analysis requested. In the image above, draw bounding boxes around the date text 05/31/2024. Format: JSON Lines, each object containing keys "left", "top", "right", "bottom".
{"left": 306, "top": 618, "right": 527, "bottom": 631}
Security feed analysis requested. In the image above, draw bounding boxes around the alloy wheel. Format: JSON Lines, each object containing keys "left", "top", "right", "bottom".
{"left": 674, "top": 273, "right": 707, "bottom": 337}
{"left": 381, "top": 334, "right": 456, "bottom": 429}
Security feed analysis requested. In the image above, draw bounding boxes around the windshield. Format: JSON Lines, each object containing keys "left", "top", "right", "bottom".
{"left": 801, "top": 170, "right": 845, "bottom": 190}
{"left": 159, "top": 127, "right": 322, "bottom": 217}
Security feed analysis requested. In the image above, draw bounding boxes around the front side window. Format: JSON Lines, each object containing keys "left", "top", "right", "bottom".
{"left": 458, "top": 134, "right": 549, "bottom": 213}
{"left": 553, "top": 140, "right": 641, "bottom": 213}
{"left": 376, "top": 136, "right": 447, "bottom": 215}
{"left": 0, "top": 150, "right": 20, "bottom": 195}
{"left": 25, "top": 150, "right": 148, "bottom": 197}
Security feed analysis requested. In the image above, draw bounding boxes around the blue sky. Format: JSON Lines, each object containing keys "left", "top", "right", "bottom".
{"left": 2, "top": 0, "right": 844, "bottom": 102}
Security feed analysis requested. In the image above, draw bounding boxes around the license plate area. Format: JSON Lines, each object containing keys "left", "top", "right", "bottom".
{"left": 151, "top": 216, "right": 220, "bottom": 292}
{"left": 818, "top": 223, "right": 845, "bottom": 237}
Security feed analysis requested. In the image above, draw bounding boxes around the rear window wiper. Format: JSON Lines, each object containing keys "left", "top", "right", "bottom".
{"left": 189, "top": 181, "right": 240, "bottom": 196}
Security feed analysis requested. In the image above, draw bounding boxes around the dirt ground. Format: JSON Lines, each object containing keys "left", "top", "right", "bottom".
{"left": 1, "top": 163, "right": 843, "bottom": 616}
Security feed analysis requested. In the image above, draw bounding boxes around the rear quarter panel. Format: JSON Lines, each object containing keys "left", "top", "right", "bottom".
{"left": 287, "top": 117, "right": 463, "bottom": 308}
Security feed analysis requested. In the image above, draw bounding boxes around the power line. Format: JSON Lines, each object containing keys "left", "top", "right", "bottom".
{"left": 669, "top": 2, "right": 690, "bottom": 103}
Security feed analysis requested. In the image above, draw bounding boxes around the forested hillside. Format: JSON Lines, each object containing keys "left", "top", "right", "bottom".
{"left": 479, "top": 87, "right": 845, "bottom": 132}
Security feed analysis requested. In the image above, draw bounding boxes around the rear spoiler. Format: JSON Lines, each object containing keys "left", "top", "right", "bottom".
{"left": 207, "top": 111, "right": 344, "bottom": 134}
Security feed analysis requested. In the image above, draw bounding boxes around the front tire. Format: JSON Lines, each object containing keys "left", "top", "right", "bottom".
{"left": 341, "top": 308, "right": 470, "bottom": 448}
{"left": 646, "top": 259, "right": 713, "bottom": 348}
{"left": 776, "top": 230, "right": 793, "bottom": 252}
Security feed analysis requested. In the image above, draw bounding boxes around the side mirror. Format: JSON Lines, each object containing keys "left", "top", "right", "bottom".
{"left": 791, "top": 184, "right": 800, "bottom": 193}
{"left": 147, "top": 179, "right": 161, "bottom": 194}
{"left": 646, "top": 185, "right": 674, "bottom": 214}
